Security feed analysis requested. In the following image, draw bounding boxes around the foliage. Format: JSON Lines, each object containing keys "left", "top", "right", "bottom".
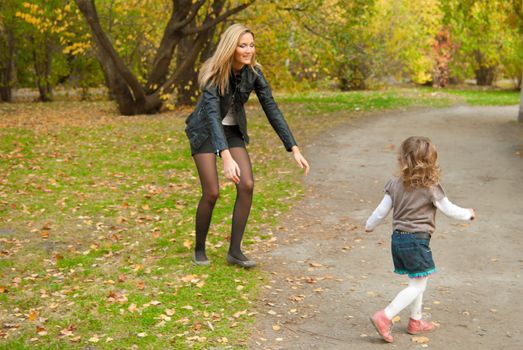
{"left": 440, "top": 0, "right": 523, "bottom": 85}
{"left": 1, "top": 0, "right": 522, "bottom": 106}
{"left": 368, "top": 0, "right": 443, "bottom": 85}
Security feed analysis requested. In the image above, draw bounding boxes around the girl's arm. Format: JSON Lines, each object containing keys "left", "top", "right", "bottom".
{"left": 434, "top": 197, "right": 475, "bottom": 221}
{"left": 365, "top": 194, "right": 393, "bottom": 231}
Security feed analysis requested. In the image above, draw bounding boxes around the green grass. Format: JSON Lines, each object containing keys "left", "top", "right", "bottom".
{"left": 276, "top": 88, "right": 453, "bottom": 113}
{"left": 0, "top": 87, "right": 514, "bottom": 348}
{"left": 442, "top": 88, "right": 520, "bottom": 106}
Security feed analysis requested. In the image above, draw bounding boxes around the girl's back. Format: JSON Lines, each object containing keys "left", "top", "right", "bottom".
{"left": 385, "top": 177, "right": 445, "bottom": 234}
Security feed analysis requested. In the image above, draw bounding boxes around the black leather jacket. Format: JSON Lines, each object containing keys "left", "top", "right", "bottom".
{"left": 185, "top": 65, "right": 297, "bottom": 153}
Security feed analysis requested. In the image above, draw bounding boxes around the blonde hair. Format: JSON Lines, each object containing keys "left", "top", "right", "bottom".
{"left": 398, "top": 136, "right": 441, "bottom": 188}
{"left": 198, "top": 23, "right": 259, "bottom": 95}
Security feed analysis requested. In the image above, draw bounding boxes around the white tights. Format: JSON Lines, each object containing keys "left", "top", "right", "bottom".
{"left": 384, "top": 277, "right": 428, "bottom": 321}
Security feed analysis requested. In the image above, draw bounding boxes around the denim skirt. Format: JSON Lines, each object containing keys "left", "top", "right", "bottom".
{"left": 391, "top": 230, "right": 436, "bottom": 278}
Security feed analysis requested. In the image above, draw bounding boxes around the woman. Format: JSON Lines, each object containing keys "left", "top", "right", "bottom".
{"left": 185, "top": 23, "right": 309, "bottom": 268}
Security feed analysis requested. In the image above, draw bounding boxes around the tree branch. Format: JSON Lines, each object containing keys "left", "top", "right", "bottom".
{"left": 182, "top": 0, "right": 255, "bottom": 35}
{"left": 170, "top": 0, "right": 206, "bottom": 32}
{"left": 75, "top": 0, "right": 146, "bottom": 103}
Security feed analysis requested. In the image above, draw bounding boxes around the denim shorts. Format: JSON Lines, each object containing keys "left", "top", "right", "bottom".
{"left": 391, "top": 230, "right": 436, "bottom": 278}
{"left": 191, "top": 125, "right": 245, "bottom": 155}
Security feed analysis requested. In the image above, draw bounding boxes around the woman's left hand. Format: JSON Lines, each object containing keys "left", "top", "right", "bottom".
{"left": 291, "top": 146, "right": 310, "bottom": 176}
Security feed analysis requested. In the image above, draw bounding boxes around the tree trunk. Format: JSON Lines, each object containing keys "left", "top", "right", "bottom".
{"left": 75, "top": 0, "right": 254, "bottom": 115}
{"left": 519, "top": 71, "right": 523, "bottom": 122}
{"left": 474, "top": 50, "right": 495, "bottom": 86}
{"left": 32, "top": 35, "right": 53, "bottom": 102}
{"left": 475, "top": 66, "right": 495, "bottom": 86}
{"left": 174, "top": 3, "right": 225, "bottom": 105}
{"left": 0, "top": 28, "right": 15, "bottom": 102}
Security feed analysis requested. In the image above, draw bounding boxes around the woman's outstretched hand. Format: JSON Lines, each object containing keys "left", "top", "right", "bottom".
{"left": 221, "top": 150, "right": 240, "bottom": 184}
{"left": 291, "top": 146, "right": 310, "bottom": 176}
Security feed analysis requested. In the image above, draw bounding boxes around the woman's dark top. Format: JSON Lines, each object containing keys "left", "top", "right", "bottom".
{"left": 185, "top": 66, "right": 297, "bottom": 154}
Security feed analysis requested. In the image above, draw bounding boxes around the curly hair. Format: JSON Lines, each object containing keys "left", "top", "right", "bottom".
{"left": 398, "top": 136, "right": 441, "bottom": 188}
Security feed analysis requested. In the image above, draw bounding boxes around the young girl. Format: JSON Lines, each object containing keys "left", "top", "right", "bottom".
{"left": 185, "top": 24, "right": 309, "bottom": 268}
{"left": 365, "top": 136, "right": 475, "bottom": 343}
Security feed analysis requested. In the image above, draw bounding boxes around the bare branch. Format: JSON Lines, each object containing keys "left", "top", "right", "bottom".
{"left": 171, "top": 0, "right": 206, "bottom": 31}
{"left": 182, "top": 0, "right": 255, "bottom": 35}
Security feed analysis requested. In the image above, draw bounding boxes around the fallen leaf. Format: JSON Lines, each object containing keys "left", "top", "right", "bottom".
{"left": 181, "top": 274, "right": 197, "bottom": 283}
{"left": 272, "top": 324, "right": 281, "bottom": 331}
{"left": 305, "top": 277, "right": 317, "bottom": 284}
{"left": 128, "top": 304, "right": 138, "bottom": 313}
{"left": 412, "top": 336, "right": 430, "bottom": 344}
{"left": 88, "top": 335, "right": 100, "bottom": 343}
{"left": 308, "top": 262, "right": 323, "bottom": 268}
{"left": 183, "top": 240, "right": 193, "bottom": 249}
{"left": 70, "top": 335, "right": 81, "bottom": 342}
{"left": 233, "top": 309, "right": 247, "bottom": 318}
{"left": 28, "top": 310, "right": 39, "bottom": 321}
{"left": 36, "top": 325, "right": 47, "bottom": 336}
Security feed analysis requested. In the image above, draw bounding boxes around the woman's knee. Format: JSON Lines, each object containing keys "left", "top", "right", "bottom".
{"left": 238, "top": 178, "right": 254, "bottom": 194}
{"left": 202, "top": 188, "right": 219, "bottom": 204}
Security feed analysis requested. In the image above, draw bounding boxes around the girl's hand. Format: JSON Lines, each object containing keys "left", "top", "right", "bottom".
{"left": 469, "top": 208, "right": 476, "bottom": 220}
{"left": 291, "top": 146, "right": 310, "bottom": 176}
{"left": 221, "top": 150, "right": 240, "bottom": 184}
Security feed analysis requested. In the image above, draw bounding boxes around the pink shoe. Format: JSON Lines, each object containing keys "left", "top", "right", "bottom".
{"left": 370, "top": 309, "right": 394, "bottom": 343}
{"left": 407, "top": 318, "right": 435, "bottom": 335}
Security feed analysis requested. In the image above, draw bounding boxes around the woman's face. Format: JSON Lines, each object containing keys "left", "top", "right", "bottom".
{"left": 233, "top": 32, "right": 255, "bottom": 69}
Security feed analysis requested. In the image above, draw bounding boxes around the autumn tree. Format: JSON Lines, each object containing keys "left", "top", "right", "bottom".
{"left": 432, "top": 29, "right": 455, "bottom": 88}
{"left": 15, "top": 1, "right": 67, "bottom": 101}
{"left": 440, "top": 0, "right": 521, "bottom": 86}
{"left": 509, "top": 0, "right": 523, "bottom": 122}
{"left": 74, "top": 0, "right": 254, "bottom": 115}
{"left": 0, "top": 1, "right": 20, "bottom": 102}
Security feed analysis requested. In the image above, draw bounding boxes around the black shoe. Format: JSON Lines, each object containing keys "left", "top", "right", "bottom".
{"left": 227, "top": 254, "right": 256, "bottom": 268}
{"left": 192, "top": 253, "right": 210, "bottom": 266}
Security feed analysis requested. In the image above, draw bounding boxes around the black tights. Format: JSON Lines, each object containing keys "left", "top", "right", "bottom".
{"left": 193, "top": 147, "right": 254, "bottom": 261}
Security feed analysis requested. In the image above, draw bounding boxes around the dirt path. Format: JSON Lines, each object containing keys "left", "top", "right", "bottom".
{"left": 249, "top": 106, "right": 523, "bottom": 350}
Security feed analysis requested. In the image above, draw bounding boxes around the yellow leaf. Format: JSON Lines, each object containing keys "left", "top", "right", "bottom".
{"left": 28, "top": 310, "right": 39, "bottom": 321}
{"left": 412, "top": 336, "right": 430, "bottom": 343}
{"left": 181, "top": 274, "right": 197, "bottom": 283}
{"left": 183, "top": 240, "right": 193, "bottom": 249}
